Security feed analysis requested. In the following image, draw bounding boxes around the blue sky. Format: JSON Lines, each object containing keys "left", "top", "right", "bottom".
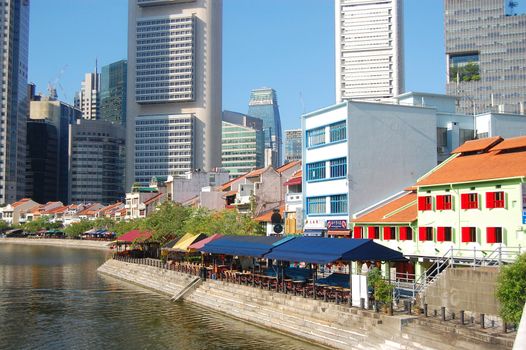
{"left": 29, "top": 0, "right": 518, "bottom": 131}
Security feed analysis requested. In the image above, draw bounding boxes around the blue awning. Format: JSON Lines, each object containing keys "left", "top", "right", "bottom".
{"left": 201, "top": 235, "right": 286, "bottom": 257}
{"left": 264, "top": 237, "right": 407, "bottom": 264}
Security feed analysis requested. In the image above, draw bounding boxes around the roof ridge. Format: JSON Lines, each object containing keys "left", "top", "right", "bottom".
{"left": 383, "top": 199, "right": 417, "bottom": 219}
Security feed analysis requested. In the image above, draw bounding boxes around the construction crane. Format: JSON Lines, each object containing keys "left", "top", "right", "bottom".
{"left": 47, "top": 64, "right": 68, "bottom": 101}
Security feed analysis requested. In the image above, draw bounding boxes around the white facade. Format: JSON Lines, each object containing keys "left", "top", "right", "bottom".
{"left": 126, "top": 0, "right": 222, "bottom": 190}
{"left": 167, "top": 170, "right": 229, "bottom": 204}
{"left": 335, "top": 0, "right": 404, "bottom": 102}
{"left": 75, "top": 72, "right": 101, "bottom": 120}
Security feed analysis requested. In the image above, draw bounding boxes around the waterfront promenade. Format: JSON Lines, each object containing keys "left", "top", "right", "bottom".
{"left": 0, "top": 237, "right": 112, "bottom": 250}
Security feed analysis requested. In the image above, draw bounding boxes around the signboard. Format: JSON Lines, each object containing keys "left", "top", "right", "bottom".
{"left": 523, "top": 210, "right": 526, "bottom": 225}
{"left": 327, "top": 220, "right": 347, "bottom": 230}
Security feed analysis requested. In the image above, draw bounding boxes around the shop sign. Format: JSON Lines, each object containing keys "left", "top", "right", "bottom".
{"left": 327, "top": 220, "right": 347, "bottom": 230}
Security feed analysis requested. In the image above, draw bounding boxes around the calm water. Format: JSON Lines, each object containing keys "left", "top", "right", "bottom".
{"left": 0, "top": 243, "right": 322, "bottom": 350}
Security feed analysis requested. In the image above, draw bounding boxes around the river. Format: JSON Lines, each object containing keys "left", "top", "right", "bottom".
{"left": 0, "top": 243, "right": 322, "bottom": 350}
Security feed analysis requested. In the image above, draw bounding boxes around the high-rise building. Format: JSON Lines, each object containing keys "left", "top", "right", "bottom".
{"left": 445, "top": 0, "right": 526, "bottom": 115}
{"left": 221, "top": 111, "right": 264, "bottom": 178}
{"left": 126, "top": 0, "right": 223, "bottom": 188}
{"left": 68, "top": 119, "right": 125, "bottom": 204}
{"left": 0, "top": 0, "right": 30, "bottom": 204}
{"left": 284, "top": 129, "right": 302, "bottom": 163}
{"left": 247, "top": 88, "right": 282, "bottom": 168}
{"left": 29, "top": 88, "right": 81, "bottom": 204}
{"left": 101, "top": 60, "right": 127, "bottom": 126}
{"left": 75, "top": 71, "right": 101, "bottom": 120}
{"left": 335, "top": 0, "right": 404, "bottom": 102}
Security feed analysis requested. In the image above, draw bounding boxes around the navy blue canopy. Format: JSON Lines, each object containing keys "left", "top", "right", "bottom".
{"left": 264, "top": 237, "right": 407, "bottom": 264}
{"left": 200, "top": 235, "right": 284, "bottom": 257}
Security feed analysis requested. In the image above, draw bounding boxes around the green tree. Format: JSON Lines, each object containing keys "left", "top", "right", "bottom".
{"left": 496, "top": 254, "right": 526, "bottom": 324}
{"left": 22, "top": 217, "right": 61, "bottom": 233}
{"left": 112, "top": 218, "right": 146, "bottom": 236}
{"left": 64, "top": 220, "right": 93, "bottom": 239}
{"left": 142, "top": 202, "right": 191, "bottom": 241}
{"left": 183, "top": 207, "right": 213, "bottom": 235}
{"left": 208, "top": 210, "right": 264, "bottom": 236}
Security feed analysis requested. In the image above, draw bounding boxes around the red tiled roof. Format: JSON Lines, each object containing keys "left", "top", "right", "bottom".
{"left": 451, "top": 136, "right": 502, "bottom": 154}
{"left": 352, "top": 192, "right": 417, "bottom": 224}
{"left": 255, "top": 205, "right": 285, "bottom": 223}
{"left": 117, "top": 230, "right": 153, "bottom": 243}
{"left": 245, "top": 167, "right": 267, "bottom": 178}
{"left": 46, "top": 206, "right": 68, "bottom": 214}
{"left": 12, "top": 198, "right": 32, "bottom": 208}
{"left": 143, "top": 193, "right": 164, "bottom": 205}
{"left": 490, "top": 135, "right": 526, "bottom": 152}
{"left": 276, "top": 160, "right": 301, "bottom": 173}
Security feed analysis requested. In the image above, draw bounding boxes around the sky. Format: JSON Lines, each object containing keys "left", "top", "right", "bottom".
{"left": 28, "top": 0, "right": 522, "bottom": 132}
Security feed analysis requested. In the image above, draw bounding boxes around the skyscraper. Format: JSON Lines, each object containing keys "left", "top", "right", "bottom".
{"left": 101, "top": 60, "right": 127, "bottom": 126}
{"left": 284, "top": 129, "right": 302, "bottom": 163}
{"left": 335, "top": 0, "right": 404, "bottom": 102}
{"left": 75, "top": 71, "right": 101, "bottom": 120}
{"left": 126, "top": 0, "right": 222, "bottom": 188}
{"left": 445, "top": 0, "right": 526, "bottom": 115}
{"left": 0, "top": 0, "right": 30, "bottom": 204}
{"left": 247, "top": 88, "right": 282, "bottom": 167}
{"left": 222, "top": 111, "right": 264, "bottom": 178}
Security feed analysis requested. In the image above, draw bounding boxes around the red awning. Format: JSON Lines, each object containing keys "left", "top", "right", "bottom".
{"left": 284, "top": 177, "right": 302, "bottom": 186}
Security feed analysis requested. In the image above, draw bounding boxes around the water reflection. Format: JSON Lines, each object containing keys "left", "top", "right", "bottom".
{"left": 0, "top": 243, "right": 322, "bottom": 350}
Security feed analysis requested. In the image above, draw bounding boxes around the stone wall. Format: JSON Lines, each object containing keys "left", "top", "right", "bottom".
{"left": 0, "top": 237, "right": 111, "bottom": 250}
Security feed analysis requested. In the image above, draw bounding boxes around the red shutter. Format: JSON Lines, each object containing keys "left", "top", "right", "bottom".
{"left": 383, "top": 226, "right": 390, "bottom": 240}
{"left": 486, "top": 192, "right": 495, "bottom": 209}
{"left": 461, "top": 194, "right": 469, "bottom": 209}
{"left": 368, "top": 226, "right": 376, "bottom": 239}
{"left": 419, "top": 227, "right": 427, "bottom": 241}
{"left": 418, "top": 196, "right": 425, "bottom": 211}
{"left": 461, "top": 227, "right": 471, "bottom": 242}
{"left": 436, "top": 195, "right": 444, "bottom": 210}
{"left": 487, "top": 227, "right": 496, "bottom": 243}
{"left": 437, "top": 227, "right": 445, "bottom": 242}
{"left": 399, "top": 227, "right": 406, "bottom": 240}
{"left": 353, "top": 226, "right": 362, "bottom": 239}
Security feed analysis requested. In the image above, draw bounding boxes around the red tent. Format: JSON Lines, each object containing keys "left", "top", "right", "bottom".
{"left": 188, "top": 233, "right": 223, "bottom": 251}
{"left": 117, "top": 229, "right": 152, "bottom": 243}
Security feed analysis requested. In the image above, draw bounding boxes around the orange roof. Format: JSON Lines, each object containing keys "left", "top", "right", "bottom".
{"left": 245, "top": 167, "right": 267, "bottom": 178}
{"left": 490, "top": 135, "right": 526, "bottom": 152}
{"left": 276, "top": 160, "right": 301, "bottom": 174}
{"left": 78, "top": 203, "right": 102, "bottom": 216}
{"left": 46, "top": 206, "right": 68, "bottom": 214}
{"left": 12, "top": 198, "right": 32, "bottom": 208}
{"left": 452, "top": 136, "right": 502, "bottom": 154}
{"left": 255, "top": 205, "right": 285, "bottom": 223}
{"left": 352, "top": 192, "right": 417, "bottom": 224}
{"left": 417, "top": 140, "right": 526, "bottom": 187}
{"left": 143, "top": 193, "right": 164, "bottom": 205}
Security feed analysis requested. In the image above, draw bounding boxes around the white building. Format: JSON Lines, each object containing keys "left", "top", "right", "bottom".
{"left": 335, "top": 0, "right": 404, "bottom": 102}
{"left": 126, "top": 0, "right": 223, "bottom": 189}
{"left": 166, "top": 170, "right": 230, "bottom": 204}
{"left": 75, "top": 72, "right": 101, "bottom": 120}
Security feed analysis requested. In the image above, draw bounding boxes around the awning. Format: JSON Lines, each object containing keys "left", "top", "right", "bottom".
{"left": 200, "top": 235, "right": 284, "bottom": 257}
{"left": 327, "top": 230, "right": 351, "bottom": 237}
{"left": 264, "top": 237, "right": 407, "bottom": 264}
{"left": 117, "top": 230, "right": 153, "bottom": 243}
{"left": 283, "top": 177, "right": 301, "bottom": 186}
{"left": 161, "top": 237, "right": 181, "bottom": 249}
{"left": 188, "top": 234, "right": 223, "bottom": 251}
{"left": 303, "top": 229, "right": 324, "bottom": 237}
{"left": 170, "top": 233, "right": 207, "bottom": 252}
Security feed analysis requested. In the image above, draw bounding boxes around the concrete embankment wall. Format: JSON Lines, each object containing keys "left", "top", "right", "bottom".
{"left": 98, "top": 260, "right": 511, "bottom": 350}
{"left": 0, "top": 238, "right": 111, "bottom": 250}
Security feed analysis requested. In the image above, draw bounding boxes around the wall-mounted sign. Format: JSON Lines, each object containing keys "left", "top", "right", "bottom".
{"left": 327, "top": 220, "right": 347, "bottom": 230}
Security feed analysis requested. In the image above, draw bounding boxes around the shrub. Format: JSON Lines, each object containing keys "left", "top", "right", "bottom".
{"left": 496, "top": 254, "right": 526, "bottom": 324}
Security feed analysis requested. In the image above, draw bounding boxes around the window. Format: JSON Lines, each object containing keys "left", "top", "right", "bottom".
{"left": 353, "top": 226, "right": 362, "bottom": 239}
{"left": 330, "top": 158, "right": 347, "bottom": 178}
{"left": 418, "top": 196, "right": 432, "bottom": 211}
{"left": 307, "top": 127, "right": 325, "bottom": 147}
{"left": 461, "top": 227, "right": 477, "bottom": 243}
{"left": 383, "top": 226, "right": 396, "bottom": 240}
{"left": 306, "top": 161, "right": 326, "bottom": 181}
{"left": 461, "top": 193, "right": 478, "bottom": 209}
{"left": 399, "top": 227, "right": 412, "bottom": 241}
{"left": 330, "top": 194, "right": 347, "bottom": 214}
{"left": 329, "top": 121, "right": 346, "bottom": 142}
{"left": 486, "top": 191, "right": 505, "bottom": 209}
{"left": 437, "top": 227, "right": 452, "bottom": 242}
{"left": 307, "top": 197, "right": 326, "bottom": 214}
{"left": 418, "top": 227, "right": 433, "bottom": 241}
{"left": 368, "top": 226, "right": 380, "bottom": 239}
{"left": 436, "top": 194, "right": 452, "bottom": 210}
{"left": 487, "top": 227, "right": 503, "bottom": 244}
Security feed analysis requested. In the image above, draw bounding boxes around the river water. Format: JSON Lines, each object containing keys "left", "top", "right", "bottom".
{"left": 0, "top": 243, "right": 322, "bottom": 350}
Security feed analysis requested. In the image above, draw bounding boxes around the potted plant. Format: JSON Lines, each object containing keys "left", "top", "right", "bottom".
{"left": 374, "top": 279, "right": 394, "bottom": 314}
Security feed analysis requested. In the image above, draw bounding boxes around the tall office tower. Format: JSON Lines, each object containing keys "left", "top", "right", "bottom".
{"left": 445, "top": 0, "right": 526, "bottom": 115}
{"left": 75, "top": 71, "right": 101, "bottom": 120}
{"left": 335, "top": 0, "right": 404, "bottom": 102}
{"left": 68, "top": 119, "right": 125, "bottom": 204}
{"left": 284, "top": 129, "right": 302, "bottom": 163}
{"left": 101, "top": 60, "right": 127, "bottom": 126}
{"left": 0, "top": 0, "right": 30, "bottom": 204}
{"left": 221, "top": 111, "right": 264, "bottom": 178}
{"left": 29, "top": 88, "right": 81, "bottom": 204}
{"left": 126, "top": 0, "right": 223, "bottom": 189}
{"left": 247, "top": 88, "right": 282, "bottom": 168}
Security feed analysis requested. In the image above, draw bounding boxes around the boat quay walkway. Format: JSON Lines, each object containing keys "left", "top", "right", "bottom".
{"left": 98, "top": 258, "right": 515, "bottom": 350}
{"left": 0, "top": 237, "right": 112, "bottom": 250}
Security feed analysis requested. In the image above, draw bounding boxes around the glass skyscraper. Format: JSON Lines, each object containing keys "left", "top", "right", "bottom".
{"left": 445, "top": 0, "right": 526, "bottom": 115}
{"left": 247, "top": 88, "right": 282, "bottom": 167}
{"left": 0, "top": 0, "right": 30, "bottom": 204}
{"left": 284, "top": 129, "right": 302, "bottom": 163}
{"left": 101, "top": 60, "right": 127, "bottom": 126}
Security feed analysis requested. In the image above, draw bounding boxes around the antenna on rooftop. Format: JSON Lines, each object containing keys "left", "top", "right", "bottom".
{"left": 508, "top": 0, "right": 518, "bottom": 15}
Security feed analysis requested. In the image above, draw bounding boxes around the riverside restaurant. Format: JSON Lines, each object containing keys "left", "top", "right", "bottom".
{"left": 115, "top": 235, "right": 406, "bottom": 309}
